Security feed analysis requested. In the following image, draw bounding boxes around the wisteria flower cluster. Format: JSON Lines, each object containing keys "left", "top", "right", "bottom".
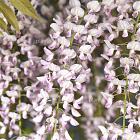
{"left": 1, "top": 0, "right": 140, "bottom": 140}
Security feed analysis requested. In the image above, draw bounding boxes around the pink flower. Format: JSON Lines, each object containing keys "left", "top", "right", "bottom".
{"left": 87, "top": 1, "right": 101, "bottom": 12}
{"left": 101, "top": 92, "right": 113, "bottom": 108}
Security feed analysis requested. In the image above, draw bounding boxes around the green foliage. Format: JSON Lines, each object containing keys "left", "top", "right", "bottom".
{"left": 0, "top": 0, "right": 41, "bottom": 33}
{"left": 0, "top": 17, "right": 7, "bottom": 31}
{"left": 9, "top": 0, "right": 39, "bottom": 20}
{"left": 0, "top": 0, "right": 19, "bottom": 31}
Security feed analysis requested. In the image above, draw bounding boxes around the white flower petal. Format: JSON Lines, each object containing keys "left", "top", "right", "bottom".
{"left": 71, "top": 108, "right": 81, "bottom": 117}
{"left": 70, "top": 117, "right": 79, "bottom": 126}
{"left": 65, "top": 130, "right": 72, "bottom": 140}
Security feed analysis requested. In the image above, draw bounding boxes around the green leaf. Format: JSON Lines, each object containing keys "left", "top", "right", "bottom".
{"left": 9, "top": 0, "right": 40, "bottom": 20}
{"left": 0, "top": 18, "right": 7, "bottom": 31}
{"left": 0, "top": 0, "right": 19, "bottom": 31}
{"left": 0, "top": 30, "right": 3, "bottom": 35}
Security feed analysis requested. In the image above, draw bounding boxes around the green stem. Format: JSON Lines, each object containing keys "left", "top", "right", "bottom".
{"left": 122, "top": 77, "right": 128, "bottom": 140}
{"left": 121, "top": 14, "right": 140, "bottom": 140}
{"left": 18, "top": 79, "right": 22, "bottom": 136}
{"left": 53, "top": 95, "right": 60, "bottom": 135}
{"left": 70, "top": 33, "right": 75, "bottom": 47}
{"left": 132, "top": 13, "right": 140, "bottom": 40}
{"left": 18, "top": 95, "right": 22, "bottom": 136}
{"left": 70, "top": 10, "right": 87, "bottom": 48}
{"left": 92, "top": 59, "right": 102, "bottom": 116}
{"left": 122, "top": 90, "right": 127, "bottom": 132}
{"left": 113, "top": 115, "right": 123, "bottom": 123}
